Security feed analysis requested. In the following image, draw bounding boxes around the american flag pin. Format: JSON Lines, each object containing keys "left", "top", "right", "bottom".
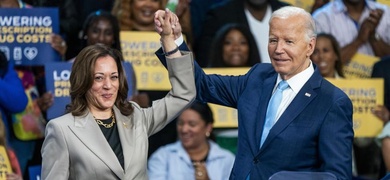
{"left": 305, "top": 93, "right": 311, "bottom": 97}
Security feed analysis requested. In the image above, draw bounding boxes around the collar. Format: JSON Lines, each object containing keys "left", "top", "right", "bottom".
{"left": 276, "top": 60, "right": 314, "bottom": 94}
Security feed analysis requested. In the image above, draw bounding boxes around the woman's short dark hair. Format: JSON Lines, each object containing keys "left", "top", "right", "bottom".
{"left": 316, "top": 33, "right": 345, "bottom": 78}
{"left": 67, "top": 44, "right": 133, "bottom": 116}
{"left": 209, "top": 23, "right": 260, "bottom": 67}
{"left": 187, "top": 101, "right": 214, "bottom": 125}
{"left": 81, "top": 10, "right": 121, "bottom": 52}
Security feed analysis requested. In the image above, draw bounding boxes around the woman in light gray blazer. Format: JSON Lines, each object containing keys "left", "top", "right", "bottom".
{"left": 41, "top": 11, "right": 195, "bottom": 180}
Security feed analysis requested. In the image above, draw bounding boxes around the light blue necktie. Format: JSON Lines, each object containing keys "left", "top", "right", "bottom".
{"left": 260, "top": 80, "right": 289, "bottom": 148}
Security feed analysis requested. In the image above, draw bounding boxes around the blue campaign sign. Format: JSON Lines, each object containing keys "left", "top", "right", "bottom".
{"left": 0, "top": 8, "right": 61, "bottom": 65}
{"left": 45, "top": 62, "right": 134, "bottom": 120}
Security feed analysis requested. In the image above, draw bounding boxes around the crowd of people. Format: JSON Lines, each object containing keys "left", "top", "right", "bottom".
{"left": 1, "top": 0, "right": 390, "bottom": 179}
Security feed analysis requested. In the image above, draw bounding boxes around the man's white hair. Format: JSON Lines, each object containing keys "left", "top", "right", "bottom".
{"left": 269, "top": 6, "right": 316, "bottom": 41}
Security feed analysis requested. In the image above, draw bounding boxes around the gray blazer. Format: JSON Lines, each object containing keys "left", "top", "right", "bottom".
{"left": 41, "top": 52, "right": 196, "bottom": 180}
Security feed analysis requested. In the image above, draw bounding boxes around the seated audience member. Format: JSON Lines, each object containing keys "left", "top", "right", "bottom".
{"left": 209, "top": 23, "right": 260, "bottom": 67}
{"left": 310, "top": 33, "right": 345, "bottom": 78}
{"left": 312, "top": 0, "right": 390, "bottom": 64}
{"left": 148, "top": 101, "right": 235, "bottom": 180}
{"left": 0, "top": 51, "right": 28, "bottom": 179}
{"left": 373, "top": 56, "right": 390, "bottom": 178}
{"left": 0, "top": 116, "right": 23, "bottom": 180}
{"left": 310, "top": 0, "right": 329, "bottom": 14}
{"left": 112, "top": 0, "right": 165, "bottom": 31}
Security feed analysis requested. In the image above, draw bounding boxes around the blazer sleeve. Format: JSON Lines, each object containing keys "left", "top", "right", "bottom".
{"left": 41, "top": 120, "right": 70, "bottom": 180}
{"left": 141, "top": 52, "right": 196, "bottom": 136}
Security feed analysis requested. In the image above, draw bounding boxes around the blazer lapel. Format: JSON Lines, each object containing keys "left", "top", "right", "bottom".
{"left": 260, "top": 74, "right": 322, "bottom": 151}
{"left": 255, "top": 75, "right": 277, "bottom": 150}
{"left": 114, "top": 107, "right": 135, "bottom": 173}
{"left": 69, "top": 112, "right": 124, "bottom": 179}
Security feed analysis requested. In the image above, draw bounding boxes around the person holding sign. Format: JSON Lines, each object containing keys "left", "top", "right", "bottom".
{"left": 41, "top": 10, "right": 195, "bottom": 179}
{"left": 155, "top": 7, "right": 353, "bottom": 179}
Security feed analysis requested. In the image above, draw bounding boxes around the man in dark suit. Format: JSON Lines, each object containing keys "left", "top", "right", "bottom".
{"left": 155, "top": 6, "right": 353, "bottom": 180}
{"left": 194, "top": 0, "right": 289, "bottom": 67}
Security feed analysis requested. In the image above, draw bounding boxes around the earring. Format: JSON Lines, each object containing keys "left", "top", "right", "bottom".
{"left": 205, "top": 132, "right": 210, "bottom": 137}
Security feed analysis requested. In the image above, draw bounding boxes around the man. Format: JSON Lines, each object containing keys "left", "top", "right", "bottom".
{"left": 312, "top": 0, "right": 390, "bottom": 64}
{"left": 194, "top": 0, "right": 289, "bottom": 66}
{"left": 155, "top": 6, "right": 353, "bottom": 179}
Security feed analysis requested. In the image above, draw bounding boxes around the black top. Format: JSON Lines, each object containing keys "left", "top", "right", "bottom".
{"left": 98, "top": 117, "right": 125, "bottom": 169}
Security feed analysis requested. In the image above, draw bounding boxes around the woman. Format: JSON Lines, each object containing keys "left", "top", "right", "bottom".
{"left": 112, "top": 0, "right": 165, "bottom": 31}
{"left": 41, "top": 12, "right": 196, "bottom": 179}
{"left": 0, "top": 116, "right": 22, "bottom": 180}
{"left": 209, "top": 23, "right": 260, "bottom": 67}
{"left": 310, "top": 33, "right": 345, "bottom": 78}
{"left": 148, "top": 101, "right": 235, "bottom": 180}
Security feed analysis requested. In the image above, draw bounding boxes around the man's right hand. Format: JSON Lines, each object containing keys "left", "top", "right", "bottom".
{"left": 154, "top": 9, "right": 183, "bottom": 40}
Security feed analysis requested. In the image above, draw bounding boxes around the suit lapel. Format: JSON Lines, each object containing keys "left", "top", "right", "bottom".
{"left": 260, "top": 72, "right": 322, "bottom": 151}
{"left": 69, "top": 112, "right": 124, "bottom": 179}
{"left": 255, "top": 75, "right": 277, "bottom": 151}
{"left": 114, "top": 107, "right": 135, "bottom": 173}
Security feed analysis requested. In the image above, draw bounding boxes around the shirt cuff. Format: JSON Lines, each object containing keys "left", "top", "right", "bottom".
{"left": 175, "top": 34, "right": 184, "bottom": 46}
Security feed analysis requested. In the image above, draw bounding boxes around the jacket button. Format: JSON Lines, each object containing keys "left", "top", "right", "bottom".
{"left": 253, "top": 158, "right": 259, "bottom": 164}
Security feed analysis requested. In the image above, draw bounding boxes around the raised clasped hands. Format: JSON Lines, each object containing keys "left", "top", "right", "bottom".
{"left": 154, "top": 8, "right": 182, "bottom": 40}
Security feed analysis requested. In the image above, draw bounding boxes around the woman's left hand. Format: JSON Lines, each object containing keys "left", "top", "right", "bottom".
{"left": 50, "top": 33, "right": 67, "bottom": 58}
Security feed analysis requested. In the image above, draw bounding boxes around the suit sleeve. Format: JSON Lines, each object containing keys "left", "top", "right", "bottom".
{"left": 318, "top": 95, "right": 354, "bottom": 180}
{"left": 141, "top": 52, "right": 196, "bottom": 136}
{"left": 41, "top": 121, "right": 70, "bottom": 180}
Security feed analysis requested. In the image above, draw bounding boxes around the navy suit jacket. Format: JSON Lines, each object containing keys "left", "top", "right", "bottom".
{"left": 156, "top": 43, "right": 354, "bottom": 180}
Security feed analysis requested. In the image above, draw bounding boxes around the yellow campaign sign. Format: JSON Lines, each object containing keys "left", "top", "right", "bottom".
{"left": 281, "top": 0, "right": 314, "bottom": 12}
{"left": 343, "top": 53, "right": 380, "bottom": 79}
{"left": 0, "top": 146, "right": 12, "bottom": 180}
{"left": 203, "top": 68, "right": 249, "bottom": 128}
{"left": 120, "top": 31, "right": 167, "bottom": 90}
{"left": 327, "top": 78, "right": 384, "bottom": 137}
{"left": 378, "top": 0, "right": 390, "bottom": 6}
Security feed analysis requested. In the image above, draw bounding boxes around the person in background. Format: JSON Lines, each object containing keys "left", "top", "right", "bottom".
{"left": 29, "top": 0, "right": 79, "bottom": 59}
{"left": 68, "top": 10, "right": 122, "bottom": 62}
{"left": 310, "top": 33, "right": 345, "bottom": 78}
{"left": 41, "top": 11, "right": 196, "bottom": 178}
{"left": 148, "top": 101, "right": 235, "bottom": 180}
{"left": 112, "top": 0, "right": 165, "bottom": 31}
{"left": 209, "top": 23, "right": 260, "bottom": 67}
{"left": 194, "top": 0, "right": 289, "bottom": 67}
{"left": 373, "top": 56, "right": 390, "bottom": 179}
{"left": 312, "top": 0, "right": 390, "bottom": 64}
{"left": 0, "top": 51, "right": 28, "bottom": 180}
{"left": 310, "top": 0, "right": 329, "bottom": 14}
{"left": 0, "top": 115, "right": 23, "bottom": 180}
{"left": 155, "top": 7, "right": 353, "bottom": 179}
